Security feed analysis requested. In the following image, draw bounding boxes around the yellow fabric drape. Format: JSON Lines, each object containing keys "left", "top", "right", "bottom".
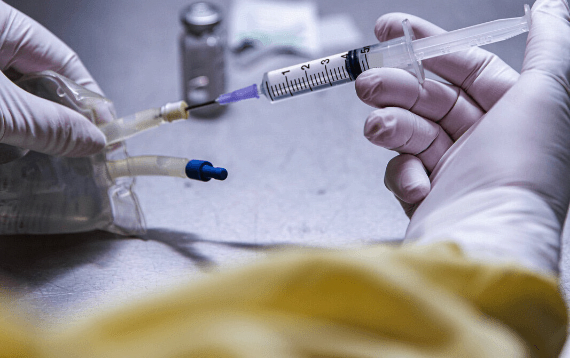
{"left": 1, "top": 242, "right": 567, "bottom": 357}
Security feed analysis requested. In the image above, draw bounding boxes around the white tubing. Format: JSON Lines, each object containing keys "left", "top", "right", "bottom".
{"left": 106, "top": 156, "right": 188, "bottom": 179}
{"left": 99, "top": 101, "right": 189, "bottom": 146}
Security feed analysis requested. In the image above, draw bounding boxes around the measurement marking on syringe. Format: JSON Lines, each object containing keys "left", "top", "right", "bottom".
{"left": 324, "top": 66, "right": 333, "bottom": 86}
{"left": 333, "top": 68, "right": 339, "bottom": 81}
{"left": 364, "top": 54, "right": 370, "bottom": 70}
{"left": 285, "top": 77, "right": 294, "bottom": 96}
{"left": 318, "top": 73, "right": 323, "bottom": 85}
{"left": 341, "top": 67, "right": 348, "bottom": 79}
{"left": 304, "top": 72, "right": 313, "bottom": 91}
{"left": 265, "top": 81, "right": 275, "bottom": 101}
{"left": 301, "top": 77, "right": 308, "bottom": 89}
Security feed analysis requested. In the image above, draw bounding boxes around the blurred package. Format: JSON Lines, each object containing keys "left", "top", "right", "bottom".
{"left": 318, "top": 13, "right": 362, "bottom": 54}
{"left": 229, "top": 0, "right": 362, "bottom": 65}
{"left": 229, "top": 0, "right": 321, "bottom": 63}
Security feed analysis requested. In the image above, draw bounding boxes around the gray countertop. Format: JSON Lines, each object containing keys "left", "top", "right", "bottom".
{"left": 4, "top": 0, "right": 568, "bottom": 355}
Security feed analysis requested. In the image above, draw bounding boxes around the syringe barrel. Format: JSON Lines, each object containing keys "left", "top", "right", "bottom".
{"left": 346, "top": 19, "right": 424, "bottom": 83}
{"left": 259, "top": 51, "right": 353, "bottom": 102}
{"left": 258, "top": 20, "right": 423, "bottom": 103}
{"left": 346, "top": 38, "right": 413, "bottom": 75}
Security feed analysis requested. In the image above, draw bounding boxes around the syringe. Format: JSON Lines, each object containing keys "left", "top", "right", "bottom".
{"left": 187, "top": 4, "right": 531, "bottom": 110}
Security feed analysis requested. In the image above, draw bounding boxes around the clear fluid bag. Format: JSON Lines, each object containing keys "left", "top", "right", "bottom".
{"left": 0, "top": 71, "right": 145, "bottom": 235}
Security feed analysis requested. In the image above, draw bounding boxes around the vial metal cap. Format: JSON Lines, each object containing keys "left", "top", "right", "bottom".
{"left": 181, "top": 2, "right": 222, "bottom": 34}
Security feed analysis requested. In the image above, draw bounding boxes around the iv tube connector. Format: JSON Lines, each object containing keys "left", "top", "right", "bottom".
{"left": 106, "top": 156, "right": 227, "bottom": 182}
{"left": 160, "top": 101, "right": 190, "bottom": 122}
{"left": 100, "top": 100, "right": 189, "bottom": 146}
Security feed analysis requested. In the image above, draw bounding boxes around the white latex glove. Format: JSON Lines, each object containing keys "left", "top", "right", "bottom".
{"left": 0, "top": 1, "right": 106, "bottom": 156}
{"left": 356, "top": 0, "right": 570, "bottom": 274}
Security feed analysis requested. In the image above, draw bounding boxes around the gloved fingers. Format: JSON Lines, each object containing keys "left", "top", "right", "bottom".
{"left": 0, "top": 74, "right": 106, "bottom": 157}
{"left": 356, "top": 68, "right": 485, "bottom": 140}
{"left": 84, "top": 96, "right": 117, "bottom": 125}
{"left": 364, "top": 107, "right": 453, "bottom": 172}
{"left": 397, "top": 198, "right": 419, "bottom": 219}
{"left": 374, "top": 12, "right": 519, "bottom": 111}
{"left": 522, "top": 0, "right": 570, "bottom": 80}
{"left": 385, "top": 154, "right": 430, "bottom": 204}
{"left": 0, "top": 2, "right": 104, "bottom": 96}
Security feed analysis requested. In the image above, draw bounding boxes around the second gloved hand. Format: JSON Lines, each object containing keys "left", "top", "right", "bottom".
{"left": 356, "top": 0, "right": 570, "bottom": 273}
{"left": 355, "top": 11, "right": 520, "bottom": 216}
{"left": 0, "top": 1, "right": 108, "bottom": 157}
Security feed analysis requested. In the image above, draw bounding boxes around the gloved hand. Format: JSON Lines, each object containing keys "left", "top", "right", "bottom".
{"left": 356, "top": 0, "right": 570, "bottom": 273}
{"left": 0, "top": 1, "right": 107, "bottom": 157}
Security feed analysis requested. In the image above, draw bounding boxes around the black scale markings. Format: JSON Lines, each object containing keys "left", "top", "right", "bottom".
{"left": 361, "top": 54, "right": 371, "bottom": 71}
{"left": 270, "top": 64, "right": 351, "bottom": 98}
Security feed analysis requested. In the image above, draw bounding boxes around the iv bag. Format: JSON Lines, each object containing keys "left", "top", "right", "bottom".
{"left": 0, "top": 71, "right": 145, "bottom": 235}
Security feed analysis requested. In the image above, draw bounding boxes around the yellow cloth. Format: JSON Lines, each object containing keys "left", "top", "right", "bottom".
{"left": 1, "top": 242, "right": 567, "bottom": 357}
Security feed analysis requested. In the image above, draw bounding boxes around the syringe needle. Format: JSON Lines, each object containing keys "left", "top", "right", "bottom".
{"left": 185, "top": 84, "right": 261, "bottom": 111}
{"left": 185, "top": 100, "right": 217, "bottom": 112}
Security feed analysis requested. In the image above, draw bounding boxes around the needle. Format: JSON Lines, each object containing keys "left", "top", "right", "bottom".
{"left": 185, "top": 100, "right": 217, "bottom": 111}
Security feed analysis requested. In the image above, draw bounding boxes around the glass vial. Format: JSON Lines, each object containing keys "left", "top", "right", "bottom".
{"left": 180, "top": 2, "right": 226, "bottom": 118}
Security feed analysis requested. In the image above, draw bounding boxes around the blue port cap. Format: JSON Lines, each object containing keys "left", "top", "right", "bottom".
{"left": 185, "top": 160, "right": 228, "bottom": 182}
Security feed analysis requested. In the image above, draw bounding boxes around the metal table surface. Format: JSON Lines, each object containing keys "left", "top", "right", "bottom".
{"left": 4, "top": 0, "right": 569, "bottom": 354}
